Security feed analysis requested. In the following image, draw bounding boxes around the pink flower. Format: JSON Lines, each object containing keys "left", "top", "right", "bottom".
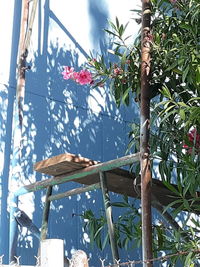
{"left": 144, "top": 33, "right": 154, "bottom": 43}
{"left": 62, "top": 66, "right": 93, "bottom": 86}
{"left": 113, "top": 66, "right": 123, "bottom": 76}
{"left": 188, "top": 129, "right": 200, "bottom": 145}
{"left": 183, "top": 128, "right": 200, "bottom": 154}
{"left": 75, "top": 70, "right": 93, "bottom": 85}
{"left": 62, "top": 66, "right": 75, "bottom": 80}
{"left": 72, "top": 71, "right": 80, "bottom": 81}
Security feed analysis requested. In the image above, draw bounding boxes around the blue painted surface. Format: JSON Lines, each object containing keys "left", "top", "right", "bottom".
{"left": 0, "top": 1, "right": 169, "bottom": 266}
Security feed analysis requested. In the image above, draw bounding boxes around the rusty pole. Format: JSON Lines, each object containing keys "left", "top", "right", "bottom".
{"left": 140, "top": 0, "right": 153, "bottom": 266}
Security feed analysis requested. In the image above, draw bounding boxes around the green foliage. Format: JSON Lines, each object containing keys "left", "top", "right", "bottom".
{"left": 82, "top": 197, "right": 142, "bottom": 250}
{"left": 82, "top": 0, "right": 200, "bottom": 265}
{"left": 82, "top": 209, "right": 108, "bottom": 250}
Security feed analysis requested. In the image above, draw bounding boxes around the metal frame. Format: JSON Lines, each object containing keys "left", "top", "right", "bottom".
{"left": 40, "top": 186, "right": 52, "bottom": 241}
{"left": 14, "top": 153, "right": 140, "bottom": 196}
{"left": 9, "top": 153, "right": 140, "bottom": 264}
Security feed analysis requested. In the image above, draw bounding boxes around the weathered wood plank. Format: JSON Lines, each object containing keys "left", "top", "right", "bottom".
{"left": 34, "top": 153, "right": 98, "bottom": 176}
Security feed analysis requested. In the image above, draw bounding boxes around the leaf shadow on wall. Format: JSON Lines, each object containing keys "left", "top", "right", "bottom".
{"left": 16, "top": 1, "right": 140, "bottom": 265}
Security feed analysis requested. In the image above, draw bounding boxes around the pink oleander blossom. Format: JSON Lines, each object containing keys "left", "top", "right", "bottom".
{"left": 62, "top": 66, "right": 93, "bottom": 85}
{"left": 72, "top": 71, "right": 80, "bottom": 81}
{"left": 113, "top": 67, "right": 123, "bottom": 76}
{"left": 75, "top": 70, "right": 93, "bottom": 85}
{"left": 183, "top": 128, "right": 200, "bottom": 154}
{"left": 188, "top": 129, "right": 200, "bottom": 146}
{"left": 62, "top": 66, "right": 75, "bottom": 80}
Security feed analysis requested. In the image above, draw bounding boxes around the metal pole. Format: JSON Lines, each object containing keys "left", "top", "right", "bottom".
{"left": 48, "top": 183, "right": 100, "bottom": 201}
{"left": 9, "top": 0, "right": 29, "bottom": 262}
{"left": 40, "top": 186, "right": 52, "bottom": 240}
{"left": 9, "top": 195, "right": 18, "bottom": 264}
{"left": 9, "top": 0, "right": 38, "bottom": 262}
{"left": 140, "top": 0, "right": 153, "bottom": 266}
{"left": 99, "top": 172, "right": 119, "bottom": 263}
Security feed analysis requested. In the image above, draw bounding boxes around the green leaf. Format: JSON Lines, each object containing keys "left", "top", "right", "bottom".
{"left": 122, "top": 86, "right": 131, "bottom": 105}
{"left": 119, "top": 25, "right": 124, "bottom": 37}
{"left": 156, "top": 226, "right": 164, "bottom": 249}
{"left": 162, "top": 180, "right": 180, "bottom": 195}
{"left": 180, "top": 23, "right": 190, "bottom": 31}
{"left": 196, "top": 66, "right": 200, "bottom": 84}
{"left": 162, "top": 199, "right": 183, "bottom": 214}
{"left": 115, "top": 17, "right": 120, "bottom": 29}
{"left": 183, "top": 180, "right": 192, "bottom": 197}
{"left": 177, "top": 102, "right": 189, "bottom": 107}
{"left": 190, "top": 217, "right": 200, "bottom": 229}
{"left": 166, "top": 61, "right": 178, "bottom": 71}
{"left": 160, "top": 109, "right": 177, "bottom": 123}
{"left": 182, "top": 65, "right": 190, "bottom": 83}
{"left": 184, "top": 252, "right": 193, "bottom": 266}
{"left": 112, "top": 201, "right": 130, "bottom": 208}
{"left": 173, "top": 68, "right": 183, "bottom": 75}
{"left": 188, "top": 97, "right": 200, "bottom": 102}
{"left": 161, "top": 86, "right": 172, "bottom": 99}
{"left": 102, "top": 233, "right": 109, "bottom": 250}
{"left": 108, "top": 20, "right": 117, "bottom": 31}
{"left": 94, "top": 225, "right": 104, "bottom": 239}
{"left": 155, "top": 100, "right": 170, "bottom": 108}
{"left": 130, "top": 9, "right": 142, "bottom": 13}
{"left": 179, "top": 109, "right": 185, "bottom": 120}
{"left": 183, "top": 199, "right": 190, "bottom": 211}
{"left": 104, "top": 29, "right": 118, "bottom": 37}
{"left": 173, "top": 204, "right": 184, "bottom": 217}
{"left": 121, "top": 49, "right": 127, "bottom": 66}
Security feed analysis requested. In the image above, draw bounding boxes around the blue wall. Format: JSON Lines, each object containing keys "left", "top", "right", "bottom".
{"left": 0, "top": 0, "right": 142, "bottom": 265}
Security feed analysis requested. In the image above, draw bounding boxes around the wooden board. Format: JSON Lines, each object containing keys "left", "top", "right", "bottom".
{"left": 73, "top": 171, "right": 180, "bottom": 208}
{"left": 74, "top": 169, "right": 137, "bottom": 198}
{"left": 34, "top": 153, "right": 98, "bottom": 176}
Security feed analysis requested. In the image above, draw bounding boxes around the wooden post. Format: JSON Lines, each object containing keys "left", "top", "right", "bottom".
{"left": 99, "top": 172, "right": 119, "bottom": 263}
{"left": 40, "top": 239, "right": 64, "bottom": 267}
{"left": 140, "top": 0, "right": 153, "bottom": 266}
